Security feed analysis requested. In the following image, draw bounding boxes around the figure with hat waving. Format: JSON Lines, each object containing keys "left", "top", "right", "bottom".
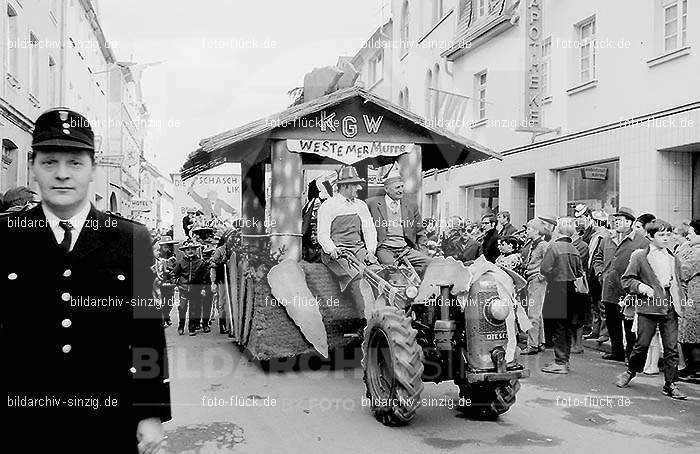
{"left": 173, "top": 239, "right": 210, "bottom": 335}
{"left": 367, "top": 164, "right": 432, "bottom": 275}
{"left": 0, "top": 108, "right": 171, "bottom": 453}
{"left": 317, "top": 165, "right": 379, "bottom": 316}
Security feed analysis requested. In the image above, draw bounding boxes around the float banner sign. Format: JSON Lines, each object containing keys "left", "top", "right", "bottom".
{"left": 286, "top": 139, "right": 416, "bottom": 165}
{"left": 172, "top": 173, "right": 242, "bottom": 241}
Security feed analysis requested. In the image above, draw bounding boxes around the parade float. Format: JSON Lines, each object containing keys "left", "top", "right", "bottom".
{"left": 180, "top": 67, "right": 501, "bottom": 363}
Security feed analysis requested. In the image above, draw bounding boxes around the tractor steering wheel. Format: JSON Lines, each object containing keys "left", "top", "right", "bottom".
{"left": 395, "top": 248, "right": 411, "bottom": 266}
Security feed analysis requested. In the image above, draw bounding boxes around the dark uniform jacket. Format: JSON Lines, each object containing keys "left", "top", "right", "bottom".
{"left": 0, "top": 205, "right": 171, "bottom": 453}
{"left": 173, "top": 255, "right": 209, "bottom": 291}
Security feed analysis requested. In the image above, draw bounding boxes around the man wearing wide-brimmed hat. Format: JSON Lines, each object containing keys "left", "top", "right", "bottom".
{"left": 592, "top": 206, "right": 649, "bottom": 362}
{"left": 173, "top": 239, "right": 209, "bottom": 335}
{"left": 317, "top": 165, "right": 378, "bottom": 316}
{"left": 367, "top": 165, "right": 431, "bottom": 275}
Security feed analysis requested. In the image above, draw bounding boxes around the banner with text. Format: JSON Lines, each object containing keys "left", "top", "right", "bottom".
{"left": 172, "top": 173, "right": 241, "bottom": 241}
{"left": 286, "top": 139, "right": 415, "bottom": 165}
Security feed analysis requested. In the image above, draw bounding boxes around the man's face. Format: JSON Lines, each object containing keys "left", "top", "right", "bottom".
{"left": 650, "top": 230, "right": 672, "bottom": 249}
{"left": 497, "top": 214, "right": 507, "bottom": 226}
{"left": 32, "top": 150, "right": 94, "bottom": 213}
{"left": 384, "top": 181, "right": 404, "bottom": 201}
{"left": 338, "top": 183, "right": 360, "bottom": 200}
{"left": 184, "top": 247, "right": 197, "bottom": 258}
{"left": 615, "top": 216, "right": 632, "bottom": 233}
{"left": 575, "top": 215, "right": 590, "bottom": 231}
{"left": 481, "top": 219, "right": 495, "bottom": 232}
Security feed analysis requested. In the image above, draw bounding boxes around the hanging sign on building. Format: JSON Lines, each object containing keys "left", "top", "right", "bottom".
{"left": 131, "top": 198, "right": 152, "bottom": 212}
{"left": 522, "top": 0, "right": 544, "bottom": 131}
{"left": 286, "top": 139, "right": 416, "bottom": 165}
{"left": 580, "top": 166, "right": 609, "bottom": 180}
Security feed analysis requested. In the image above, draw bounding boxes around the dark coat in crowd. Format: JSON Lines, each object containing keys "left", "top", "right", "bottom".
{"left": 480, "top": 228, "right": 500, "bottom": 263}
{"left": 592, "top": 229, "right": 649, "bottom": 304}
{"left": 540, "top": 236, "right": 586, "bottom": 323}
{"left": 0, "top": 205, "right": 171, "bottom": 453}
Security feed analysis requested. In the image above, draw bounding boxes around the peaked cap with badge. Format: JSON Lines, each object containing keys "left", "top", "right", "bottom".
{"left": 32, "top": 107, "right": 95, "bottom": 154}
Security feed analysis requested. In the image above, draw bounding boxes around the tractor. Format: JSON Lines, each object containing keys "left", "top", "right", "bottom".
{"left": 340, "top": 249, "right": 529, "bottom": 425}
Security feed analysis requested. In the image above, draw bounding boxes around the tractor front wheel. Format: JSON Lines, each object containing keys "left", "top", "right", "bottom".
{"left": 457, "top": 379, "right": 520, "bottom": 420}
{"left": 361, "top": 307, "right": 424, "bottom": 426}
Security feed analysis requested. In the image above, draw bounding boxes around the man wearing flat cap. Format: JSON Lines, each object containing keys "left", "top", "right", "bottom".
{"left": 592, "top": 206, "right": 649, "bottom": 362}
{"left": 0, "top": 108, "right": 171, "bottom": 453}
{"left": 317, "top": 165, "right": 378, "bottom": 316}
{"left": 367, "top": 165, "right": 431, "bottom": 275}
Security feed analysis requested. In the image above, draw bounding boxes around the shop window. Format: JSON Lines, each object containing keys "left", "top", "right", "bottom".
{"left": 558, "top": 161, "right": 619, "bottom": 217}
{"left": 576, "top": 17, "right": 596, "bottom": 84}
{"left": 467, "top": 182, "right": 499, "bottom": 222}
{"left": 662, "top": 0, "right": 688, "bottom": 53}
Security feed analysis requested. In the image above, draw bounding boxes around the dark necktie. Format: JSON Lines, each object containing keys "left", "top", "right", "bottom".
{"left": 59, "top": 221, "right": 73, "bottom": 252}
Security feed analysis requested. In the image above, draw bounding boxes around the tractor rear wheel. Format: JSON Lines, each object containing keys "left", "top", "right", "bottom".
{"left": 457, "top": 379, "right": 520, "bottom": 420}
{"left": 361, "top": 307, "right": 424, "bottom": 426}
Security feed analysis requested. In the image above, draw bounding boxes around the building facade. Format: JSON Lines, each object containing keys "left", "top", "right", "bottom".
{"left": 1, "top": 0, "right": 161, "bottom": 219}
{"left": 137, "top": 159, "right": 174, "bottom": 232}
{"left": 354, "top": 0, "right": 699, "bottom": 226}
{"left": 0, "top": 0, "right": 62, "bottom": 193}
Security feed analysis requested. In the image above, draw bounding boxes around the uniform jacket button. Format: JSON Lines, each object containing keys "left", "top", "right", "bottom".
{"left": 63, "top": 269, "right": 72, "bottom": 277}
{"left": 61, "top": 292, "right": 71, "bottom": 302}
{"left": 61, "top": 319, "right": 72, "bottom": 328}
{"left": 117, "top": 274, "right": 126, "bottom": 281}
{"left": 130, "top": 367, "right": 137, "bottom": 373}
{"left": 8, "top": 273, "right": 17, "bottom": 280}
{"left": 62, "top": 344, "right": 72, "bottom": 354}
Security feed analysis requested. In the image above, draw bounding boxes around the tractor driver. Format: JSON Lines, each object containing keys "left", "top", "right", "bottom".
{"left": 317, "top": 165, "right": 378, "bottom": 316}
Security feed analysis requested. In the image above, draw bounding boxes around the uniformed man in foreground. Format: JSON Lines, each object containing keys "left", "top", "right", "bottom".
{"left": 0, "top": 108, "right": 171, "bottom": 453}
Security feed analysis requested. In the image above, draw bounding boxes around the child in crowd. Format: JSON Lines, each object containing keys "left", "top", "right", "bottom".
{"left": 496, "top": 236, "right": 523, "bottom": 271}
{"left": 616, "top": 219, "right": 687, "bottom": 399}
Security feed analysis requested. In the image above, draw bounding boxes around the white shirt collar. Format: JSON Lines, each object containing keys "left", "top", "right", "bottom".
{"left": 385, "top": 194, "right": 400, "bottom": 207}
{"left": 42, "top": 201, "right": 92, "bottom": 251}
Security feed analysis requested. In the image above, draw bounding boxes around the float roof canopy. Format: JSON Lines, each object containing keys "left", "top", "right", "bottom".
{"left": 181, "top": 86, "right": 500, "bottom": 179}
